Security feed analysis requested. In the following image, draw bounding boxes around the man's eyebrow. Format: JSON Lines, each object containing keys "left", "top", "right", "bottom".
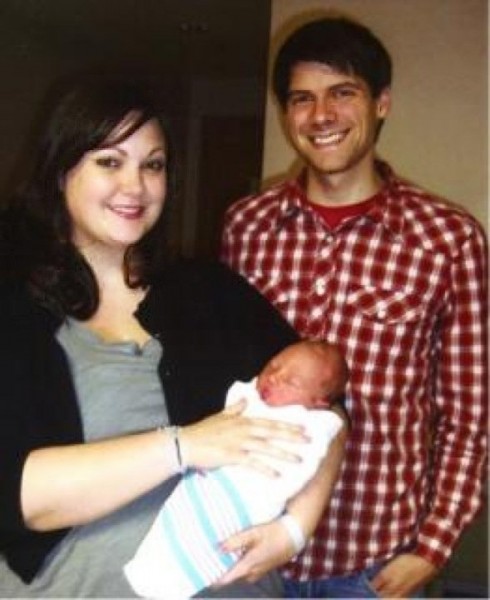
{"left": 286, "top": 89, "right": 312, "bottom": 96}
{"left": 287, "top": 80, "right": 364, "bottom": 96}
{"left": 331, "top": 80, "right": 363, "bottom": 88}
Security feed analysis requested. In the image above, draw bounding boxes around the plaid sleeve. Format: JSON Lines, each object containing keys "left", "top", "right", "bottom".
{"left": 414, "top": 224, "right": 488, "bottom": 567}
{"left": 220, "top": 203, "right": 241, "bottom": 270}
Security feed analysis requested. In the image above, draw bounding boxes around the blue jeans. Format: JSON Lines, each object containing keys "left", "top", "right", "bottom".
{"left": 282, "top": 564, "right": 383, "bottom": 598}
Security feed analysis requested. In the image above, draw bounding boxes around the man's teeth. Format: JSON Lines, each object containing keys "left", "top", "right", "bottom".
{"left": 312, "top": 132, "right": 346, "bottom": 145}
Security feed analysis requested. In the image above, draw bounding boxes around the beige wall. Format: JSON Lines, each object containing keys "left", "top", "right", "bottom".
{"left": 263, "top": 0, "right": 488, "bottom": 230}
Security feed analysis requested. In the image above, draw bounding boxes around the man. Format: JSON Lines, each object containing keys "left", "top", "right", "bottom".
{"left": 221, "top": 16, "right": 488, "bottom": 598}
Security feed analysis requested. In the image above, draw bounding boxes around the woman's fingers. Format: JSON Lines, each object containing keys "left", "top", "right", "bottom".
{"left": 225, "top": 399, "right": 308, "bottom": 443}
{"left": 240, "top": 435, "right": 304, "bottom": 463}
{"left": 180, "top": 405, "right": 309, "bottom": 472}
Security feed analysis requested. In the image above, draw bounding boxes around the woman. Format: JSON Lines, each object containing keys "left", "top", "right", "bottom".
{"left": 0, "top": 74, "right": 345, "bottom": 597}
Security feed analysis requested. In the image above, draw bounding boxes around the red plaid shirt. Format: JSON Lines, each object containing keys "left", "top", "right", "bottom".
{"left": 221, "top": 162, "right": 488, "bottom": 578}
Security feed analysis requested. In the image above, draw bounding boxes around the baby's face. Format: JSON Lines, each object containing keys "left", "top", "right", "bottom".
{"left": 257, "top": 345, "right": 328, "bottom": 408}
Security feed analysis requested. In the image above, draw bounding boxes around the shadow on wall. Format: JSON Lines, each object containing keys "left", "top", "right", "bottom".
{"left": 427, "top": 497, "right": 488, "bottom": 598}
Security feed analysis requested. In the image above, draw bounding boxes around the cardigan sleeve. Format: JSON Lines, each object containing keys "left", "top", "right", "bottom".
{"left": 0, "top": 285, "right": 83, "bottom": 581}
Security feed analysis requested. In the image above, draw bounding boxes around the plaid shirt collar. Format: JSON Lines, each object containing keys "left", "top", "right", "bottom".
{"left": 274, "top": 160, "right": 406, "bottom": 238}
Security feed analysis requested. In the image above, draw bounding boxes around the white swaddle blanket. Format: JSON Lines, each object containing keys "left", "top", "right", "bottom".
{"left": 124, "top": 379, "right": 342, "bottom": 599}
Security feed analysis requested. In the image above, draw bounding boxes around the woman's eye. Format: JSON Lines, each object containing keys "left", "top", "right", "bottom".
{"left": 95, "top": 156, "right": 120, "bottom": 169}
{"left": 144, "top": 158, "right": 166, "bottom": 172}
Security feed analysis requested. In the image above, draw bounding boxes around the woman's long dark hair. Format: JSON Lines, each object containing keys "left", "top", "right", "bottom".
{"left": 0, "top": 72, "right": 177, "bottom": 319}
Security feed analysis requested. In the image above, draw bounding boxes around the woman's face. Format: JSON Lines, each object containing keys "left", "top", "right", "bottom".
{"left": 62, "top": 118, "right": 167, "bottom": 254}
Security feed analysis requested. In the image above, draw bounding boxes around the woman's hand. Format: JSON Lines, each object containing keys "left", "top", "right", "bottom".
{"left": 180, "top": 399, "right": 308, "bottom": 476}
{"left": 214, "top": 518, "right": 298, "bottom": 586}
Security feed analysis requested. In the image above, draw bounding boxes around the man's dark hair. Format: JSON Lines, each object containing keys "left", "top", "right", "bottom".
{"left": 273, "top": 16, "right": 392, "bottom": 108}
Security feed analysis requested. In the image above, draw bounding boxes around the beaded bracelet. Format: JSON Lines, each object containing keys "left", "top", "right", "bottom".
{"left": 279, "top": 513, "right": 306, "bottom": 554}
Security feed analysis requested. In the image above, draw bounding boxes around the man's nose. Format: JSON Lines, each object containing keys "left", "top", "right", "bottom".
{"left": 312, "top": 97, "right": 337, "bottom": 123}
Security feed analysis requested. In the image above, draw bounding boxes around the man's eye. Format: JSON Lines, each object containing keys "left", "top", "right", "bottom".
{"left": 332, "top": 87, "right": 357, "bottom": 100}
{"left": 95, "top": 157, "right": 120, "bottom": 169}
{"left": 287, "top": 93, "right": 314, "bottom": 107}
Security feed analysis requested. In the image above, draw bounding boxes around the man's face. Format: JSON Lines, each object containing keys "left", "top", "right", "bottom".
{"left": 284, "top": 61, "right": 390, "bottom": 184}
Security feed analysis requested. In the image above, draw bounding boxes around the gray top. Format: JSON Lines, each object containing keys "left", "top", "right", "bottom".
{"left": 0, "top": 318, "right": 177, "bottom": 597}
{"left": 0, "top": 319, "right": 284, "bottom": 599}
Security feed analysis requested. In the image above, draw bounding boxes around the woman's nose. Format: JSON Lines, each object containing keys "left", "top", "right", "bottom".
{"left": 121, "top": 167, "right": 144, "bottom": 194}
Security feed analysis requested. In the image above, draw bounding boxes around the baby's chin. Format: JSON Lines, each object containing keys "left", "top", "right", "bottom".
{"left": 264, "top": 397, "right": 283, "bottom": 406}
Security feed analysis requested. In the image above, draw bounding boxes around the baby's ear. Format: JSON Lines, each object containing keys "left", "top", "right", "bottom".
{"left": 312, "top": 396, "right": 331, "bottom": 410}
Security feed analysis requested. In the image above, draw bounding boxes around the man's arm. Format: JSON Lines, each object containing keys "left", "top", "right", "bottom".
{"left": 216, "top": 406, "right": 348, "bottom": 584}
{"left": 285, "top": 403, "right": 348, "bottom": 538}
{"left": 372, "top": 225, "right": 488, "bottom": 598}
{"left": 413, "top": 227, "right": 488, "bottom": 561}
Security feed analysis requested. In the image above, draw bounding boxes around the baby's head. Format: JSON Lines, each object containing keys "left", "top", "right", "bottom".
{"left": 257, "top": 340, "right": 348, "bottom": 409}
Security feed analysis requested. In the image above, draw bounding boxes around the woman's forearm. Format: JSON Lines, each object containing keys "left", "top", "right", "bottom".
{"left": 21, "top": 428, "right": 177, "bottom": 531}
{"left": 21, "top": 400, "right": 308, "bottom": 532}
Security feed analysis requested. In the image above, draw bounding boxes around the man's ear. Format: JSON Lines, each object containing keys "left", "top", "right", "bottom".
{"left": 376, "top": 87, "right": 391, "bottom": 119}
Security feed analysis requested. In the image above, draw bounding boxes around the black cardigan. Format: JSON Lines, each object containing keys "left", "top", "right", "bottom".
{"left": 0, "top": 260, "right": 298, "bottom": 583}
